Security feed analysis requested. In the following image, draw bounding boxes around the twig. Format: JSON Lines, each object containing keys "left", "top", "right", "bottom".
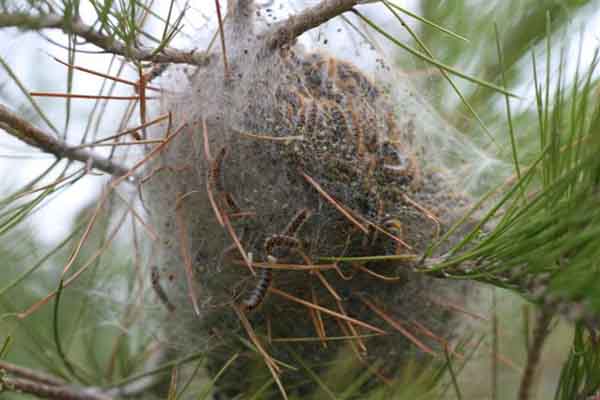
{"left": 214, "top": 0, "right": 230, "bottom": 78}
{"left": 233, "top": 305, "right": 288, "bottom": 400}
{"left": 175, "top": 192, "right": 202, "bottom": 316}
{"left": 73, "top": 140, "right": 164, "bottom": 148}
{"left": 265, "top": 0, "right": 360, "bottom": 49}
{"left": 269, "top": 287, "right": 386, "bottom": 334}
{"left": 70, "top": 114, "right": 170, "bottom": 149}
{"left": 334, "top": 314, "right": 365, "bottom": 361}
{"left": 0, "top": 104, "right": 129, "bottom": 177}
{"left": 0, "top": 361, "right": 65, "bottom": 387}
{"left": 355, "top": 263, "right": 402, "bottom": 282}
{"left": 518, "top": 308, "right": 552, "bottom": 400}
{"left": 359, "top": 295, "right": 436, "bottom": 356}
{"left": 427, "top": 295, "right": 489, "bottom": 322}
{"left": 309, "top": 285, "right": 328, "bottom": 348}
{"left": 402, "top": 193, "right": 441, "bottom": 239}
{"left": 30, "top": 92, "right": 156, "bottom": 101}
{"left": 17, "top": 207, "right": 129, "bottom": 320}
{"left": 231, "top": 259, "right": 338, "bottom": 271}
{"left": 300, "top": 171, "right": 368, "bottom": 234}
{"left": 0, "top": 12, "right": 212, "bottom": 65}
{"left": 270, "top": 333, "right": 382, "bottom": 343}
{"left": 336, "top": 300, "right": 367, "bottom": 353}
{"left": 0, "top": 376, "right": 112, "bottom": 400}
{"left": 18, "top": 123, "right": 187, "bottom": 319}
{"left": 52, "top": 56, "right": 162, "bottom": 93}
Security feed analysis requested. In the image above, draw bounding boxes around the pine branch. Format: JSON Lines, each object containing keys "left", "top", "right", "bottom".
{"left": 0, "top": 104, "right": 129, "bottom": 177}
{"left": 518, "top": 309, "right": 553, "bottom": 400}
{"left": 265, "top": 0, "right": 362, "bottom": 49}
{"left": 0, "top": 12, "right": 212, "bottom": 65}
{"left": 0, "top": 376, "right": 112, "bottom": 400}
{"left": 0, "top": 361, "right": 65, "bottom": 387}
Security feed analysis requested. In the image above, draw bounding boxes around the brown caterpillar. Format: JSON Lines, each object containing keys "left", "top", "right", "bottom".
{"left": 241, "top": 267, "right": 272, "bottom": 311}
{"left": 150, "top": 266, "right": 176, "bottom": 312}
{"left": 209, "top": 146, "right": 244, "bottom": 214}
{"left": 278, "top": 46, "right": 419, "bottom": 191}
{"left": 209, "top": 146, "right": 228, "bottom": 193}
{"left": 241, "top": 209, "right": 312, "bottom": 311}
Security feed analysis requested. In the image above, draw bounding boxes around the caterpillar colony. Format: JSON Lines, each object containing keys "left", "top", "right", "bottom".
{"left": 142, "top": 1, "right": 478, "bottom": 397}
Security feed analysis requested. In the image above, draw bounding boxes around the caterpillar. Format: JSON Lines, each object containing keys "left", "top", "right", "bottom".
{"left": 150, "top": 266, "right": 176, "bottom": 312}
{"left": 241, "top": 208, "right": 312, "bottom": 311}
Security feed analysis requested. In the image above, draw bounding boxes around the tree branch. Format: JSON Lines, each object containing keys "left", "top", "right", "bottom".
{"left": 0, "top": 361, "right": 65, "bottom": 387}
{"left": 0, "top": 376, "right": 112, "bottom": 400}
{"left": 518, "top": 308, "right": 552, "bottom": 400}
{"left": 0, "top": 12, "right": 212, "bottom": 65}
{"left": 265, "top": 0, "right": 360, "bottom": 49}
{"left": 0, "top": 104, "right": 129, "bottom": 177}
